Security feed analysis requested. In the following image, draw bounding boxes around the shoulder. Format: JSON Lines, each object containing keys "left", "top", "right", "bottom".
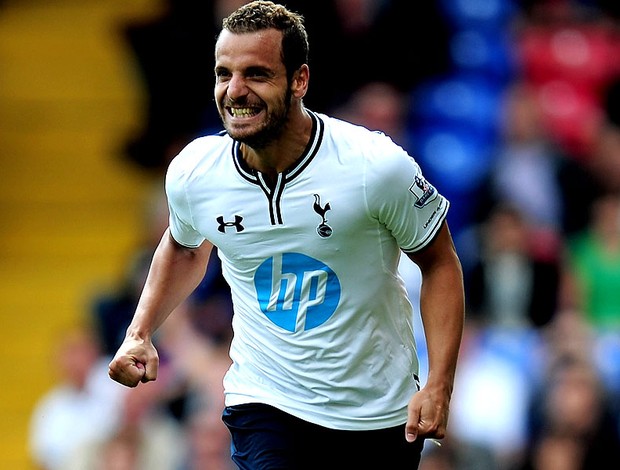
{"left": 317, "top": 112, "right": 413, "bottom": 169}
{"left": 167, "top": 132, "right": 232, "bottom": 182}
{"left": 319, "top": 113, "right": 400, "bottom": 149}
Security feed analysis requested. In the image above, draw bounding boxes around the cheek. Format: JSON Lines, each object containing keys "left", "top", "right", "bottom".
{"left": 214, "top": 86, "right": 226, "bottom": 106}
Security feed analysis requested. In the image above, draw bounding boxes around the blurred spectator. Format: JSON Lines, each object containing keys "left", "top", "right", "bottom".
{"left": 587, "top": 120, "right": 620, "bottom": 196}
{"left": 514, "top": 0, "right": 620, "bottom": 160}
{"left": 449, "top": 324, "right": 535, "bottom": 468}
{"left": 333, "top": 81, "right": 414, "bottom": 151}
{"left": 475, "top": 81, "right": 600, "bottom": 242}
{"left": 539, "top": 307, "right": 620, "bottom": 395}
{"left": 64, "top": 372, "right": 187, "bottom": 470}
{"left": 28, "top": 325, "right": 125, "bottom": 470}
{"left": 518, "top": 352, "right": 620, "bottom": 470}
{"left": 466, "top": 204, "right": 560, "bottom": 329}
{"left": 542, "top": 308, "right": 595, "bottom": 364}
{"left": 563, "top": 192, "right": 620, "bottom": 330}
{"left": 183, "top": 406, "right": 235, "bottom": 470}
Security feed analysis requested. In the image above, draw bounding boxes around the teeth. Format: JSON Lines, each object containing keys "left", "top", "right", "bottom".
{"left": 230, "top": 107, "right": 256, "bottom": 117}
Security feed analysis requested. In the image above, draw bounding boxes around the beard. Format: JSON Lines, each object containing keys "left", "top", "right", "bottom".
{"left": 221, "top": 87, "right": 293, "bottom": 149}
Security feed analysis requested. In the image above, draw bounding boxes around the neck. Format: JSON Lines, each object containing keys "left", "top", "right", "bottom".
{"left": 242, "top": 108, "right": 312, "bottom": 176}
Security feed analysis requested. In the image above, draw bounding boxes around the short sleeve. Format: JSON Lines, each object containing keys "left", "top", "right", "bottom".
{"left": 165, "top": 149, "right": 206, "bottom": 248}
{"left": 365, "top": 138, "right": 449, "bottom": 252}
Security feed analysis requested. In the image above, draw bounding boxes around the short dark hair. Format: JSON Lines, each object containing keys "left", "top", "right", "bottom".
{"left": 221, "top": 1, "right": 309, "bottom": 80}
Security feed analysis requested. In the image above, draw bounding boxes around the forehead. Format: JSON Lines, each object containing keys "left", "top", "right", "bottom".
{"left": 215, "top": 29, "right": 284, "bottom": 69}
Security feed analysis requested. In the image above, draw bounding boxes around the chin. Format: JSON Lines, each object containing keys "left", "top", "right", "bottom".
{"left": 225, "top": 125, "right": 268, "bottom": 147}
{"left": 226, "top": 127, "right": 253, "bottom": 142}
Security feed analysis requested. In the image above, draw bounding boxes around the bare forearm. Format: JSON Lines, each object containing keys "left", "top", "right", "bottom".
{"left": 419, "top": 254, "right": 464, "bottom": 393}
{"left": 409, "top": 223, "right": 465, "bottom": 393}
{"left": 127, "top": 229, "right": 212, "bottom": 340}
{"left": 405, "top": 223, "right": 464, "bottom": 441}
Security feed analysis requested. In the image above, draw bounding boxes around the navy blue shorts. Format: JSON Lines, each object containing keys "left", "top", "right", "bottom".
{"left": 222, "top": 403, "right": 424, "bottom": 469}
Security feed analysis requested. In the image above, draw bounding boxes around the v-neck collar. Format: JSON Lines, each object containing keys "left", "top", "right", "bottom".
{"left": 231, "top": 110, "right": 324, "bottom": 189}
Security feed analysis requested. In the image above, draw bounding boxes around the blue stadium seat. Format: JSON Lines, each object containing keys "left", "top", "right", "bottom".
{"left": 410, "top": 74, "right": 504, "bottom": 137}
{"left": 450, "top": 28, "right": 518, "bottom": 82}
{"left": 438, "top": 0, "right": 518, "bottom": 30}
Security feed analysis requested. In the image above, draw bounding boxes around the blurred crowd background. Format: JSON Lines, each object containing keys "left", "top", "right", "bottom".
{"left": 1, "top": 0, "right": 620, "bottom": 468}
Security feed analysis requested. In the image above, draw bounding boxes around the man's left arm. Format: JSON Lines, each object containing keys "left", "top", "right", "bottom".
{"left": 405, "top": 221, "right": 465, "bottom": 443}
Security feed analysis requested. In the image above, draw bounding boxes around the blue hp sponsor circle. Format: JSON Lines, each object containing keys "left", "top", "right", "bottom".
{"left": 255, "top": 253, "right": 341, "bottom": 332}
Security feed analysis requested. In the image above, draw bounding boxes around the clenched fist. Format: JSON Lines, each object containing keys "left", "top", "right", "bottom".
{"left": 108, "top": 335, "right": 159, "bottom": 388}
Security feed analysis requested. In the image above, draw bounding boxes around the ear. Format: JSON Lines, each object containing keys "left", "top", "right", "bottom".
{"left": 291, "top": 64, "right": 310, "bottom": 99}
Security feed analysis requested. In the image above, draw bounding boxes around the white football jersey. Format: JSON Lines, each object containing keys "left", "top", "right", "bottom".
{"left": 166, "top": 111, "right": 449, "bottom": 430}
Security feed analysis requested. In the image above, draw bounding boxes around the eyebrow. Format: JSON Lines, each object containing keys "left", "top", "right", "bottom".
{"left": 214, "top": 64, "right": 277, "bottom": 77}
{"left": 245, "top": 65, "right": 275, "bottom": 76}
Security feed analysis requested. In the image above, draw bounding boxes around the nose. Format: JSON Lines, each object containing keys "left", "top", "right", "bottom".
{"left": 227, "top": 74, "right": 248, "bottom": 102}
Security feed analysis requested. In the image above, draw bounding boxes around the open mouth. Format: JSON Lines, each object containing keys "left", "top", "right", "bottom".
{"left": 228, "top": 107, "right": 260, "bottom": 118}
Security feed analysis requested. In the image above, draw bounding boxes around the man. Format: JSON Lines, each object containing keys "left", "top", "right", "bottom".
{"left": 108, "top": 2, "right": 465, "bottom": 468}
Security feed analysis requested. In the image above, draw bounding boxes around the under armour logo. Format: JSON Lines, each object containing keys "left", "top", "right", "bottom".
{"left": 313, "top": 194, "right": 332, "bottom": 238}
{"left": 216, "top": 215, "right": 244, "bottom": 233}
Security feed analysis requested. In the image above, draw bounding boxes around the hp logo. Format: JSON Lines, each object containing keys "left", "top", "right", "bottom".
{"left": 254, "top": 253, "right": 341, "bottom": 332}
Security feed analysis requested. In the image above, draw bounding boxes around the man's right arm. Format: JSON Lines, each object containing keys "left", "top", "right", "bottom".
{"left": 108, "top": 229, "right": 213, "bottom": 387}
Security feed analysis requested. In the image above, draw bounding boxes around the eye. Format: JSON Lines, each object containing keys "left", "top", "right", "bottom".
{"left": 245, "top": 67, "right": 271, "bottom": 81}
{"left": 215, "top": 68, "right": 231, "bottom": 82}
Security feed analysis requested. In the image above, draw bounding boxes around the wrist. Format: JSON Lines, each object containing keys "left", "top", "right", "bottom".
{"left": 125, "top": 324, "right": 152, "bottom": 343}
{"left": 423, "top": 375, "right": 454, "bottom": 397}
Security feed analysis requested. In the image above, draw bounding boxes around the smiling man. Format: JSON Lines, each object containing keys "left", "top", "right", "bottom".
{"left": 107, "top": 2, "right": 465, "bottom": 469}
